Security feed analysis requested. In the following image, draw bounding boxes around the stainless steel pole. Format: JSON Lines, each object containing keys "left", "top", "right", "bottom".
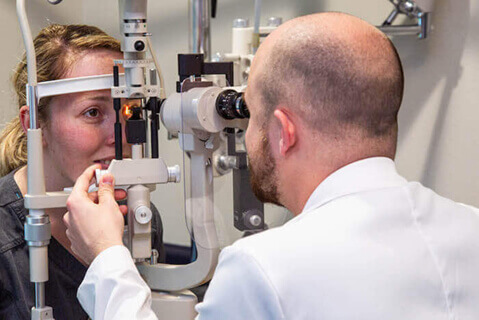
{"left": 189, "top": 0, "right": 211, "bottom": 60}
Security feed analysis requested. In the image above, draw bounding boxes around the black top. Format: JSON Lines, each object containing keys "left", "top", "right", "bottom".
{"left": 0, "top": 169, "right": 165, "bottom": 319}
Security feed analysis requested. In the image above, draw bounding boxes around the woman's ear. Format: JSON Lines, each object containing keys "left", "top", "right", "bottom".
{"left": 20, "top": 105, "right": 47, "bottom": 147}
{"left": 19, "top": 105, "right": 30, "bottom": 134}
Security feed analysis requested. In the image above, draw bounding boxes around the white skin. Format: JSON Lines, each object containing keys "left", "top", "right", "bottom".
{"left": 16, "top": 49, "right": 130, "bottom": 264}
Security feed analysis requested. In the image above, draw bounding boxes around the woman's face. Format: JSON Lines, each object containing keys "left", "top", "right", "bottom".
{"left": 42, "top": 49, "right": 132, "bottom": 190}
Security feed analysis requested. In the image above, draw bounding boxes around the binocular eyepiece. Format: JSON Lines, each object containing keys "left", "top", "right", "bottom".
{"left": 216, "top": 90, "right": 249, "bottom": 120}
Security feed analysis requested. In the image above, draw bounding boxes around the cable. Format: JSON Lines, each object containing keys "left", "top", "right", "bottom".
{"left": 146, "top": 36, "right": 166, "bottom": 99}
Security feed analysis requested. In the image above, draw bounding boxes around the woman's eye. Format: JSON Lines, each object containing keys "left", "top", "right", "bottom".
{"left": 84, "top": 108, "right": 100, "bottom": 118}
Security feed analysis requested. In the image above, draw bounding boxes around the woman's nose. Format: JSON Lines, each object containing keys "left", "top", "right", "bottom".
{"left": 106, "top": 125, "right": 131, "bottom": 146}
{"left": 105, "top": 116, "right": 125, "bottom": 146}
{"left": 106, "top": 127, "right": 116, "bottom": 146}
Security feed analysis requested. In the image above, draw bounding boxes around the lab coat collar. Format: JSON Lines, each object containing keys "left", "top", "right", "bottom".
{"left": 301, "top": 157, "right": 407, "bottom": 215}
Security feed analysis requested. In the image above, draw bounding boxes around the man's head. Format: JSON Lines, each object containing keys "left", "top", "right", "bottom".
{"left": 244, "top": 12, "right": 404, "bottom": 214}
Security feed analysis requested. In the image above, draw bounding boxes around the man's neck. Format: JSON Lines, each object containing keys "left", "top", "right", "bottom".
{"left": 278, "top": 150, "right": 380, "bottom": 216}
{"left": 278, "top": 160, "right": 335, "bottom": 216}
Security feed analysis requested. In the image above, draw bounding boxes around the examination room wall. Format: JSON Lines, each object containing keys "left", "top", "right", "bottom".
{"left": 0, "top": 0, "right": 477, "bottom": 246}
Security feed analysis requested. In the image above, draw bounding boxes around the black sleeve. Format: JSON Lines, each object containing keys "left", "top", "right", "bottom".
{"left": 150, "top": 202, "right": 166, "bottom": 263}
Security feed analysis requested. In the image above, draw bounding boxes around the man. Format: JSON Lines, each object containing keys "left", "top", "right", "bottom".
{"left": 64, "top": 12, "right": 479, "bottom": 319}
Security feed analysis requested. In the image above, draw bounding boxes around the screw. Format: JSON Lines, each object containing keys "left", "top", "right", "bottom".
{"left": 249, "top": 215, "right": 262, "bottom": 227}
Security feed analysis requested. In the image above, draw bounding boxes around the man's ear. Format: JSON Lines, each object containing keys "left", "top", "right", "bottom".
{"left": 19, "top": 105, "right": 30, "bottom": 134}
{"left": 273, "top": 109, "right": 296, "bottom": 156}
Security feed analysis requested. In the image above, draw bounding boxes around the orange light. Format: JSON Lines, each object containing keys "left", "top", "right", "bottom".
{"left": 122, "top": 104, "right": 132, "bottom": 119}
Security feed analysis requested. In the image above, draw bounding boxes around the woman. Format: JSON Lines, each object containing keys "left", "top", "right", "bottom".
{"left": 0, "top": 24, "right": 165, "bottom": 319}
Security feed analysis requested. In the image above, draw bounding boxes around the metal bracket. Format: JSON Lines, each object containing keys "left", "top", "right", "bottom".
{"left": 111, "top": 85, "right": 159, "bottom": 99}
{"left": 31, "top": 306, "right": 54, "bottom": 320}
{"left": 36, "top": 74, "right": 125, "bottom": 99}
{"left": 176, "top": 54, "right": 234, "bottom": 92}
{"left": 224, "top": 129, "right": 265, "bottom": 232}
{"left": 24, "top": 192, "right": 70, "bottom": 210}
{"left": 95, "top": 158, "right": 179, "bottom": 187}
{"left": 378, "top": 0, "right": 431, "bottom": 39}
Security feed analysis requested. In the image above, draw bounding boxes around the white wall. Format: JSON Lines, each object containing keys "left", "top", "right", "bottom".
{"left": 1, "top": 0, "right": 478, "bottom": 246}
{"left": 0, "top": 0, "right": 83, "bottom": 123}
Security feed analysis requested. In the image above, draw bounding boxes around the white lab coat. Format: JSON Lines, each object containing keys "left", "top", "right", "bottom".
{"left": 78, "top": 157, "right": 479, "bottom": 319}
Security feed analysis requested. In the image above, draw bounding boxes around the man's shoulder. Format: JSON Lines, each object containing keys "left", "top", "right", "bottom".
{"left": 230, "top": 185, "right": 410, "bottom": 255}
{"left": 230, "top": 223, "right": 294, "bottom": 255}
{"left": 405, "top": 182, "right": 479, "bottom": 252}
{"left": 407, "top": 181, "right": 479, "bottom": 213}
{"left": 215, "top": 183, "right": 479, "bottom": 320}
{"left": 227, "top": 181, "right": 479, "bottom": 276}
{"left": 404, "top": 181, "right": 479, "bottom": 234}
{"left": 225, "top": 217, "right": 326, "bottom": 273}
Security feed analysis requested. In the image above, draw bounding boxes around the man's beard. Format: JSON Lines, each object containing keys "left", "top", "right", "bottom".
{"left": 248, "top": 131, "right": 281, "bottom": 206}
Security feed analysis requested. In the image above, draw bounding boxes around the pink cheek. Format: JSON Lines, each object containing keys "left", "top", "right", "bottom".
{"left": 50, "top": 124, "right": 102, "bottom": 155}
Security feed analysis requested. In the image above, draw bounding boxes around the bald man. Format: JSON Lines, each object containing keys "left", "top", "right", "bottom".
{"left": 64, "top": 12, "right": 479, "bottom": 319}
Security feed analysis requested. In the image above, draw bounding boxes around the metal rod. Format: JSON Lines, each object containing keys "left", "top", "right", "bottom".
{"left": 382, "top": 9, "right": 399, "bottom": 26}
{"left": 34, "top": 282, "right": 45, "bottom": 309}
{"left": 189, "top": 0, "right": 211, "bottom": 60}
{"left": 378, "top": 25, "right": 422, "bottom": 36}
{"left": 27, "top": 85, "right": 38, "bottom": 129}
{"left": 149, "top": 97, "right": 159, "bottom": 158}
{"left": 17, "top": 0, "right": 39, "bottom": 129}
{"left": 16, "top": 0, "right": 37, "bottom": 86}
{"left": 253, "top": 0, "right": 262, "bottom": 53}
{"left": 418, "top": 12, "right": 429, "bottom": 39}
{"left": 113, "top": 66, "right": 123, "bottom": 160}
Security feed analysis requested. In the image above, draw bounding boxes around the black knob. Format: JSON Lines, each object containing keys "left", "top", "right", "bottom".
{"left": 134, "top": 40, "right": 145, "bottom": 51}
{"left": 216, "top": 90, "right": 249, "bottom": 120}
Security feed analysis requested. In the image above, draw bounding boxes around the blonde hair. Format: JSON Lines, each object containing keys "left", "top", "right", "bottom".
{"left": 0, "top": 24, "right": 120, "bottom": 177}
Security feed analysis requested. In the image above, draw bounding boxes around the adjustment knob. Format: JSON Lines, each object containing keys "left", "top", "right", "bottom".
{"left": 168, "top": 165, "right": 181, "bottom": 183}
{"left": 249, "top": 214, "right": 262, "bottom": 227}
{"left": 267, "top": 17, "right": 283, "bottom": 27}
{"left": 134, "top": 205, "right": 152, "bottom": 224}
{"left": 134, "top": 40, "right": 145, "bottom": 51}
{"left": 233, "top": 18, "right": 249, "bottom": 28}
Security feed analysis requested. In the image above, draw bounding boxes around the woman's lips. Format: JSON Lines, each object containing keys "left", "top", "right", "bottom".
{"left": 94, "top": 159, "right": 112, "bottom": 170}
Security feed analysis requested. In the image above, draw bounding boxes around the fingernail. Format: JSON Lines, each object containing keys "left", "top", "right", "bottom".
{"left": 101, "top": 175, "right": 114, "bottom": 186}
